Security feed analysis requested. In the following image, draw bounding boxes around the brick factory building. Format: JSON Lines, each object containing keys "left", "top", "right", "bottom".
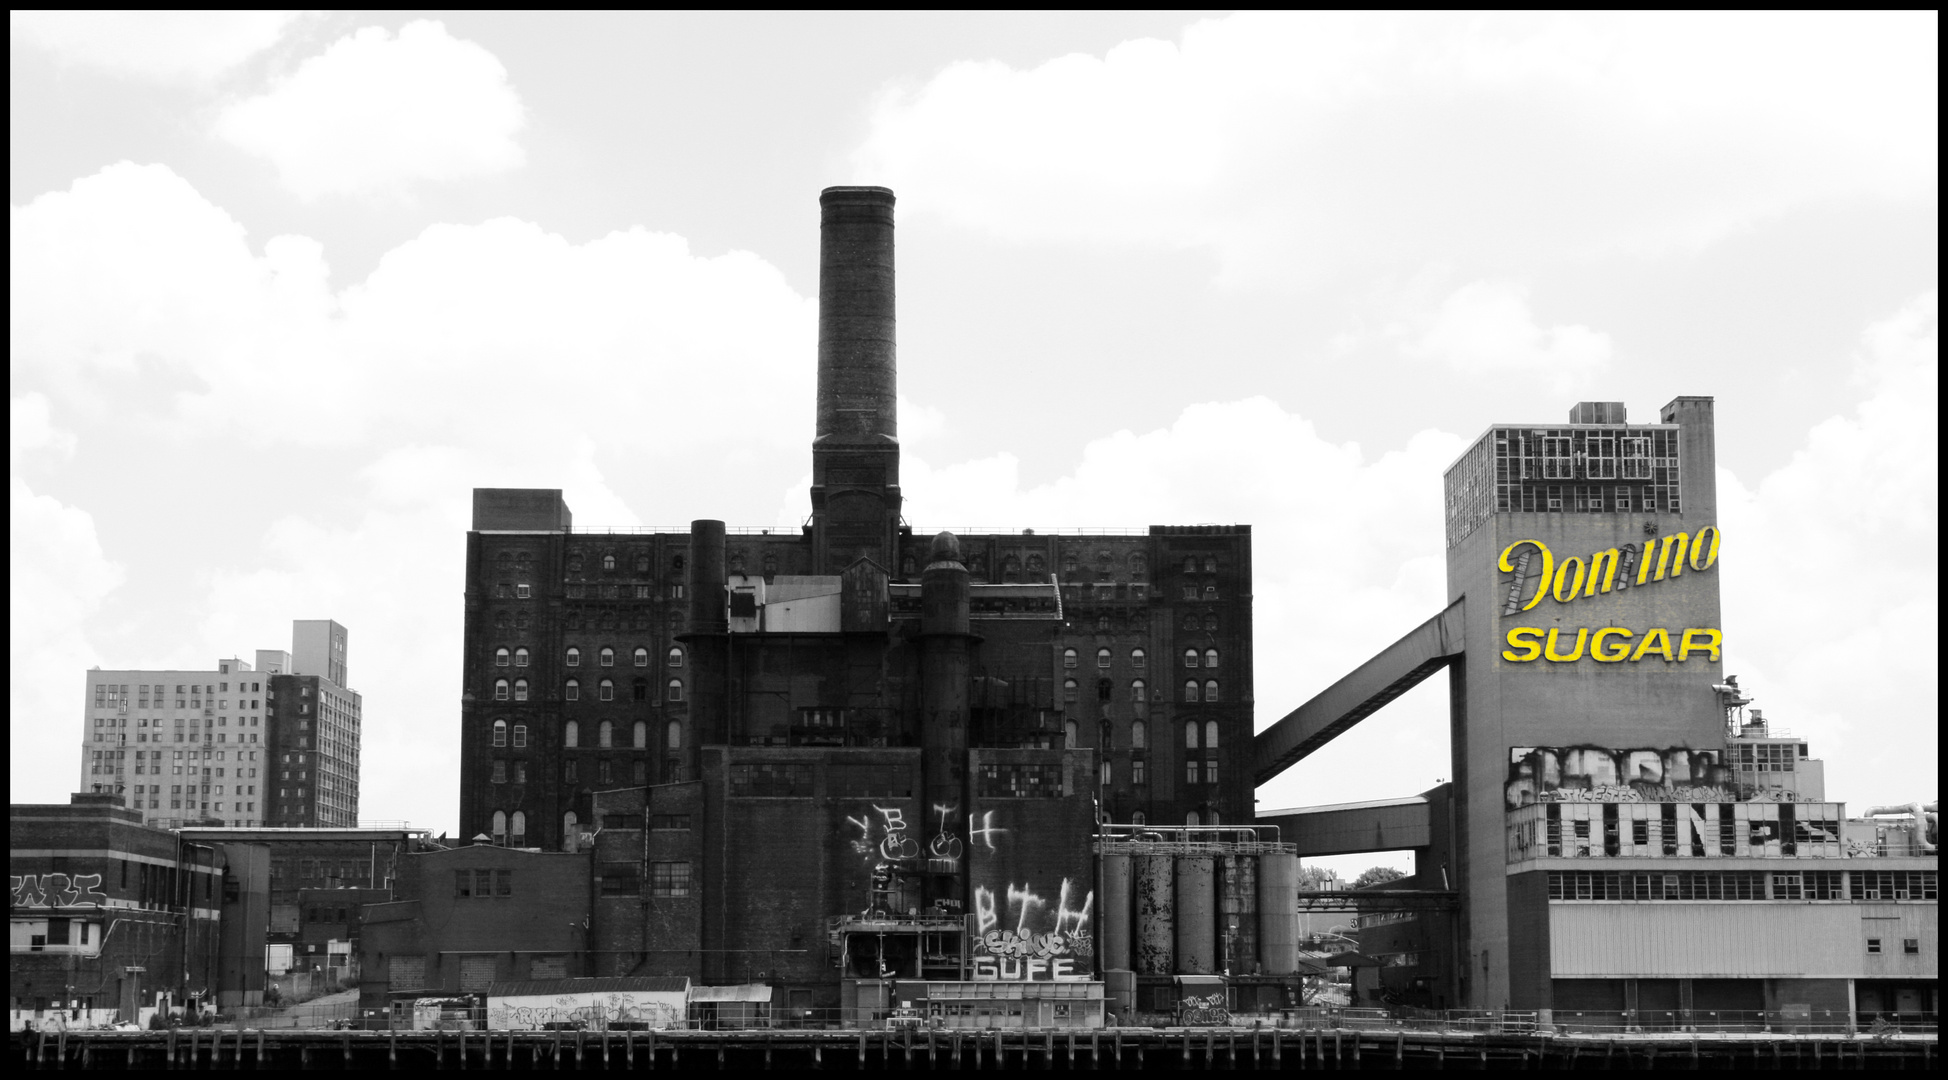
{"left": 443, "top": 187, "right": 1266, "bottom": 1024}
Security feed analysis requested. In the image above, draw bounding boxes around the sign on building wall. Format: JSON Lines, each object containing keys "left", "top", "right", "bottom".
{"left": 1497, "top": 526, "right": 1721, "bottom": 664}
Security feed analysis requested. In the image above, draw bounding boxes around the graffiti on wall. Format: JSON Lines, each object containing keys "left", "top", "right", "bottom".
{"left": 1178, "top": 992, "right": 1231, "bottom": 1026}
{"left": 11, "top": 873, "right": 108, "bottom": 908}
{"left": 1505, "top": 746, "right": 1732, "bottom": 809}
{"left": 845, "top": 805, "right": 919, "bottom": 861}
{"left": 970, "top": 877, "right": 1093, "bottom": 981}
{"left": 487, "top": 992, "right": 683, "bottom": 1031}
{"left": 927, "top": 802, "right": 963, "bottom": 863}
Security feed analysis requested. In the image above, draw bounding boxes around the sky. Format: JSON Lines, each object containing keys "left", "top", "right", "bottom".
{"left": 10, "top": 12, "right": 1938, "bottom": 873}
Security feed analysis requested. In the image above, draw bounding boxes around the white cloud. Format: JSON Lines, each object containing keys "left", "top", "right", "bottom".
{"left": 1717, "top": 290, "right": 1937, "bottom": 807}
{"left": 10, "top": 163, "right": 814, "bottom": 459}
{"left": 214, "top": 20, "right": 526, "bottom": 199}
{"left": 11, "top": 11, "right": 298, "bottom": 84}
{"left": 1402, "top": 280, "right": 1612, "bottom": 380}
{"left": 10, "top": 477, "right": 126, "bottom": 801}
{"left": 856, "top": 12, "right": 1937, "bottom": 286}
{"left": 10, "top": 393, "right": 76, "bottom": 463}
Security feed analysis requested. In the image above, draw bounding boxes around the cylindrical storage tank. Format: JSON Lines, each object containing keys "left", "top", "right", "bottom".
{"left": 1220, "top": 855, "right": 1259, "bottom": 975}
{"left": 1102, "top": 852, "right": 1133, "bottom": 973}
{"left": 1174, "top": 856, "right": 1217, "bottom": 975}
{"left": 1133, "top": 854, "right": 1175, "bottom": 975}
{"left": 1257, "top": 851, "right": 1300, "bottom": 975}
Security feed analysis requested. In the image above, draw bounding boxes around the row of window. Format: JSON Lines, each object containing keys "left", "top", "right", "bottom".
{"left": 494, "top": 647, "right": 686, "bottom": 669}
{"left": 1546, "top": 869, "right": 1938, "bottom": 902}
{"left": 1061, "top": 679, "right": 1221, "bottom": 703}
{"left": 490, "top": 717, "right": 684, "bottom": 750}
{"left": 492, "top": 678, "right": 686, "bottom": 702}
{"left": 1060, "top": 648, "right": 1220, "bottom": 670}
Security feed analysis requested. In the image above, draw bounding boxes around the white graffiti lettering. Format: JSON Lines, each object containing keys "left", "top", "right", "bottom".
{"left": 968, "top": 811, "right": 1006, "bottom": 851}
{"left": 971, "top": 956, "right": 1079, "bottom": 981}
{"left": 973, "top": 886, "right": 999, "bottom": 934}
{"left": 1006, "top": 882, "right": 1046, "bottom": 934}
{"left": 10, "top": 873, "right": 109, "bottom": 908}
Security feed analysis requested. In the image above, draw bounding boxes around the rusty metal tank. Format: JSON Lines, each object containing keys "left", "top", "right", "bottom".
{"left": 1133, "top": 853, "right": 1175, "bottom": 975}
{"left": 1219, "top": 854, "right": 1259, "bottom": 974}
{"left": 1101, "top": 851, "right": 1133, "bottom": 972}
{"left": 1257, "top": 851, "right": 1300, "bottom": 975}
{"left": 1174, "top": 855, "right": 1217, "bottom": 974}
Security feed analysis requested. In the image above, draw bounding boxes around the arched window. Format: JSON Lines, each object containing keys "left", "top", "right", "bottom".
{"left": 568, "top": 555, "right": 584, "bottom": 572}
{"left": 1183, "top": 556, "right": 1198, "bottom": 574}
{"left": 1097, "top": 678, "right": 1113, "bottom": 702}
{"left": 635, "top": 555, "right": 650, "bottom": 573}
{"left": 1203, "top": 585, "right": 1218, "bottom": 600}
{"left": 492, "top": 810, "right": 507, "bottom": 845}
{"left": 564, "top": 720, "right": 579, "bottom": 748}
{"left": 494, "top": 679, "right": 510, "bottom": 701}
{"left": 1062, "top": 648, "right": 1078, "bottom": 669}
{"left": 495, "top": 648, "right": 510, "bottom": 667}
{"left": 513, "top": 679, "right": 529, "bottom": 702}
{"left": 633, "top": 720, "right": 647, "bottom": 749}
{"left": 1183, "top": 648, "right": 1199, "bottom": 668}
{"left": 1208, "top": 808, "right": 1220, "bottom": 826}
{"left": 632, "top": 678, "right": 648, "bottom": 702}
{"left": 566, "top": 647, "right": 581, "bottom": 667}
{"left": 1063, "top": 679, "right": 1079, "bottom": 702}
{"left": 666, "top": 679, "right": 684, "bottom": 702}
{"left": 562, "top": 812, "right": 578, "bottom": 851}
{"left": 602, "top": 554, "right": 616, "bottom": 570}
{"left": 510, "top": 811, "right": 526, "bottom": 845}
{"left": 1131, "top": 810, "right": 1147, "bottom": 826}
{"left": 599, "top": 679, "right": 614, "bottom": 701}
{"left": 1204, "top": 720, "right": 1220, "bottom": 749}
{"left": 1131, "top": 680, "right": 1148, "bottom": 718}
{"left": 1204, "top": 556, "right": 1218, "bottom": 573}
{"left": 1065, "top": 719, "right": 1080, "bottom": 749}
{"left": 1183, "top": 614, "right": 1199, "bottom": 631}
{"left": 1205, "top": 680, "right": 1220, "bottom": 702}
{"left": 1205, "top": 649, "right": 1219, "bottom": 668}
{"left": 599, "top": 648, "right": 615, "bottom": 667}
{"left": 492, "top": 719, "right": 508, "bottom": 747}
{"left": 1096, "top": 648, "right": 1111, "bottom": 668}
{"left": 633, "top": 647, "right": 649, "bottom": 667}
{"left": 565, "top": 679, "right": 580, "bottom": 701}
{"left": 1129, "top": 553, "right": 1148, "bottom": 580}
{"left": 513, "top": 724, "right": 528, "bottom": 748}
{"left": 1131, "top": 719, "right": 1147, "bottom": 749}
{"left": 1095, "top": 614, "right": 1110, "bottom": 631}
{"left": 1185, "top": 721, "right": 1200, "bottom": 749}
{"left": 666, "top": 720, "right": 682, "bottom": 749}
{"left": 667, "top": 647, "right": 683, "bottom": 668}
{"left": 598, "top": 720, "right": 613, "bottom": 748}
{"left": 1186, "top": 810, "right": 1201, "bottom": 826}
{"left": 1184, "top": 679, "right": 1200, "bottom": 702}
{"left": 1205, "top": 614, "right": 1219, "bottom": 632}
{"left": 1131, "top": 648, "right": 1146, "bottom": 668}
{"left": 514, "top": 647, "right": 530, "bottom": 668}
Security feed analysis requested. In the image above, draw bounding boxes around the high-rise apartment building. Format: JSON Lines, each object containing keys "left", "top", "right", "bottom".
{"left": 79, "top": 620, "right": 362, "bottom": 829}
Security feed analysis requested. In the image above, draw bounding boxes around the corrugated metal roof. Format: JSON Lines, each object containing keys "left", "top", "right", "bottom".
{"left": 487, "top": 977, "right": 688, "bottom": 997}
{"left": 764, "top": 576, "right": 841, "bottom": 602}
{"left": 687, "top": 984, "right": 773, "bottom": 1002}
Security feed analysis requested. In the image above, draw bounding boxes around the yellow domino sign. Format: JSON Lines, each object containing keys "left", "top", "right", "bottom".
{"left": 1498, "top": 526, "right": 1721, "bottom": 613}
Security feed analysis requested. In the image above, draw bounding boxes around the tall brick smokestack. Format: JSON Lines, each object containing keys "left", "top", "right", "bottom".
{"left": 809, "top": 186, "right": 901, "bottom": 574}
{"left": 815, "top": 186, "right": 898, "bottom": 446}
